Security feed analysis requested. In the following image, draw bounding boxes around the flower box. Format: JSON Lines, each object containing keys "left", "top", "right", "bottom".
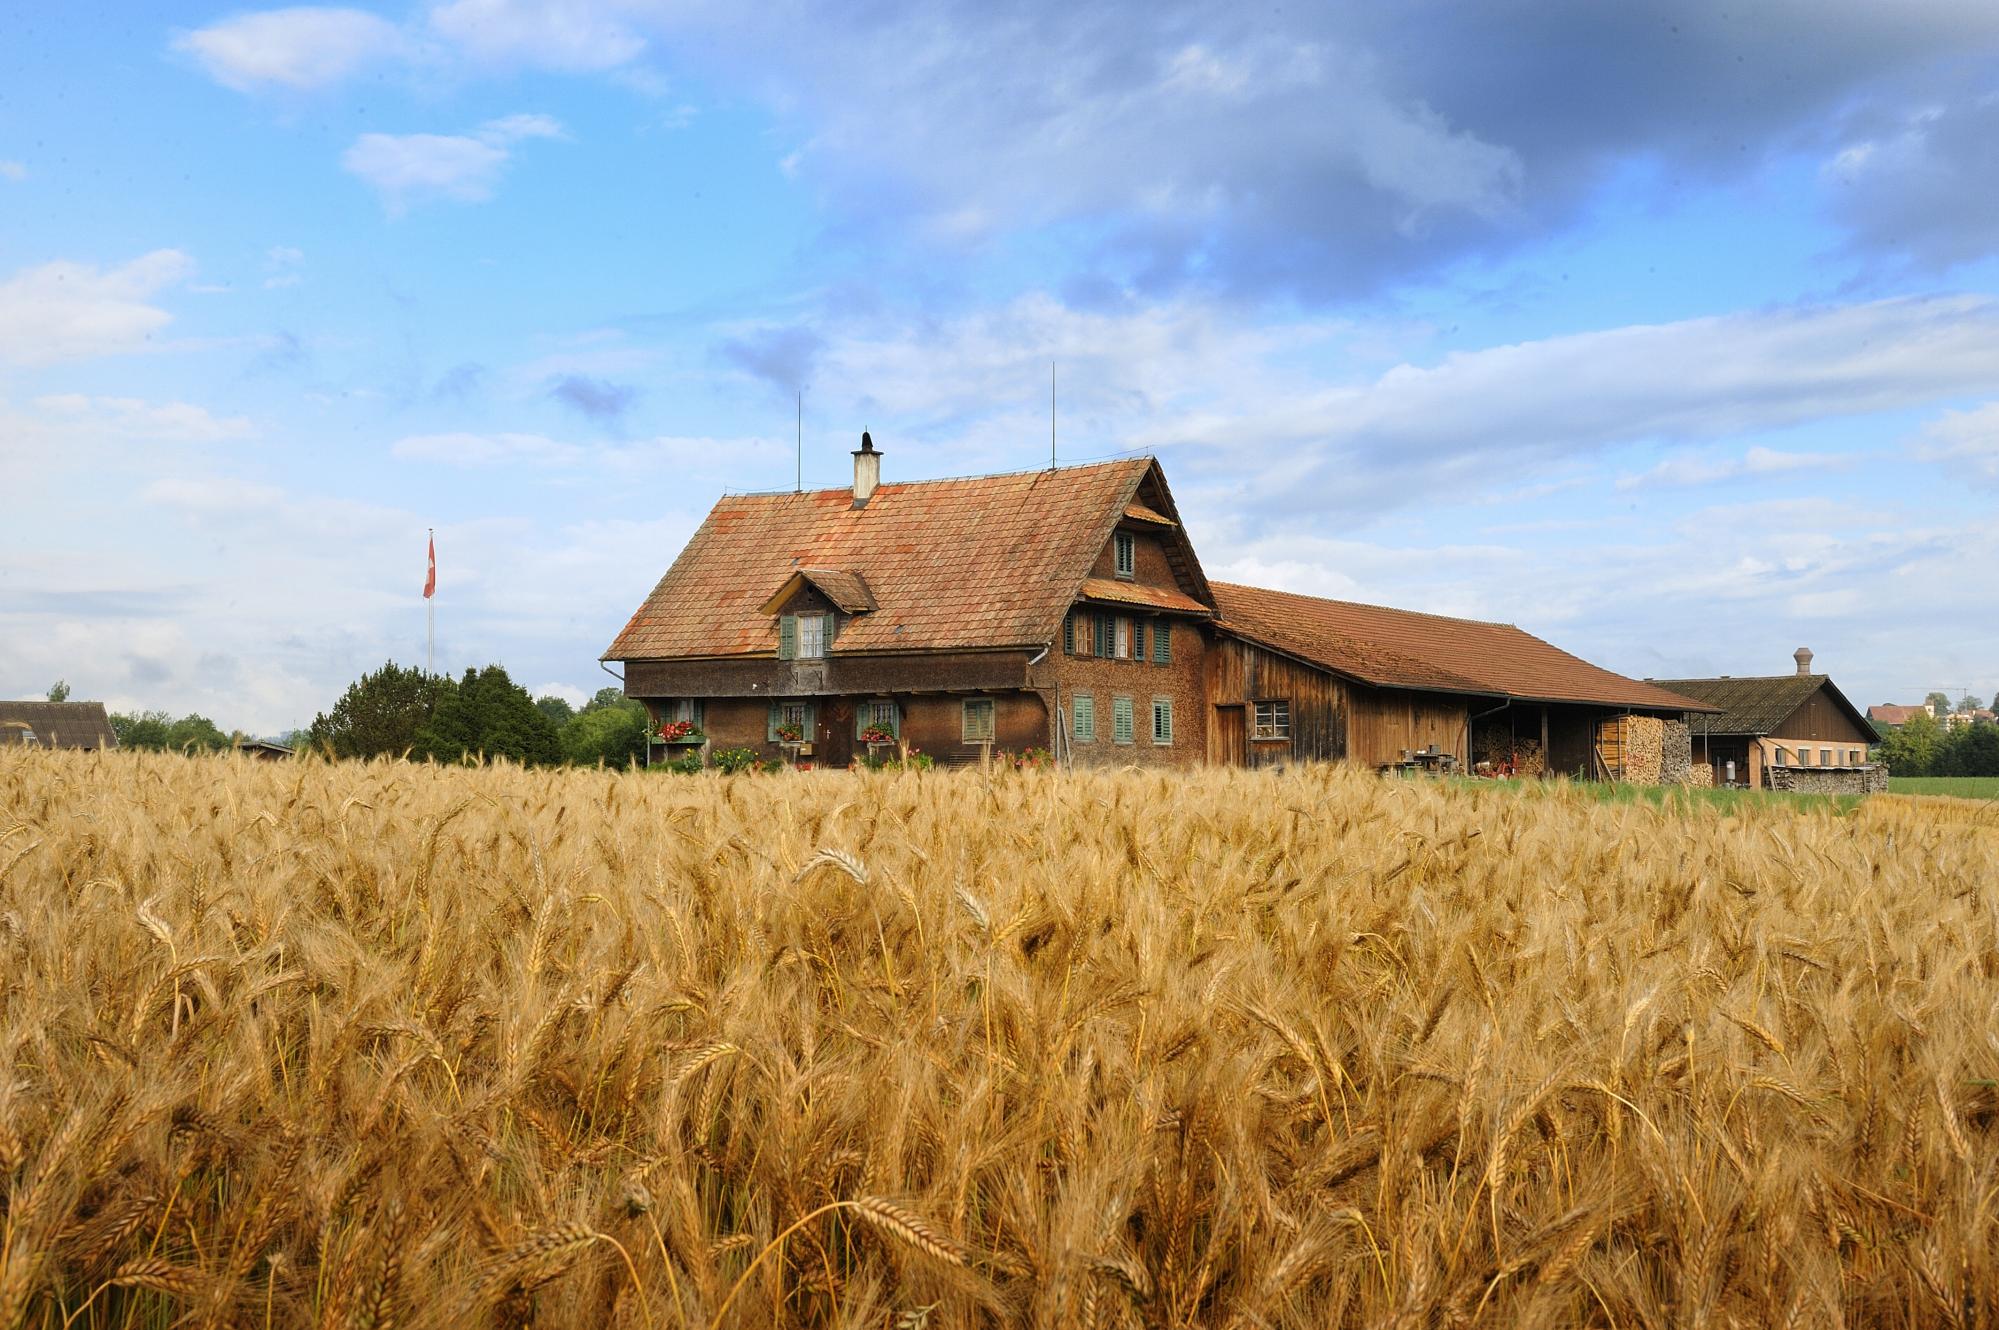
{"left": 656, "top": 719, "right": 706, "bottom": 744}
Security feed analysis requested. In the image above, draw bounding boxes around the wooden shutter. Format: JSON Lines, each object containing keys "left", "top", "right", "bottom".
{"left": 1073, "top": 694, "right": 1094, "bottom": 742}
{"left": 766, "top": 702, "right": 782, "bottom": 740}
{"left": 1094, "top": 615, "right": 1110, "bottom": 657}
{"left": 1132, "top": 621, "right": 1146, "bottom": 662}
{"left": 1152, "top": 699, "right": 1172, "bottom": 744}
{"left": 1062, "top": 612, "right": 1074, "bottom": 654}
{"left": 777, "top": 615, "right": 797, "bottom": 659}
{"left": 1153, "top": 622, "right": 1170, "bottom": 664}
{"left": 1113, "top": 697, "right": 1134, "bottom": 744}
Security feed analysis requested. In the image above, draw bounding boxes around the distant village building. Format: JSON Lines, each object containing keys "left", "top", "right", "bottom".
{"left": 1651, "top": 649, "right": 1885, "bottom": 792}
{"left": 1867, "top": 702, "right": 1934, "bottom": 729}
{"left": 605, "top": 443, "right": 1713, "bottom": 774}
{"left": 0, "top": 701, "right": 119, "bottom": 750}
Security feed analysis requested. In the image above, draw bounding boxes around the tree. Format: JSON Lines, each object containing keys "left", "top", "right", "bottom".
{"left": 535, "top": 694, "right": 576, "bottom": 727}
{"left": 109, "top": 709, "right": 174, "bottom": 749}
{"left": 1877, "top": 710, "right": 1941, "bottom": 775}
{"left": 415, "top": 665, "right": 561, "bottom": 766}
{"left": 1925, "top": 691, "right": 1951, "bottom": 716}
{"left": 560, "top": 697, "right": 649, "bottom": 767}
{"left": 307, "top": 662, "right": 453, "bottom": 759}
{"left": 1957, "top": 694, "right": 1981, "bottom": 715}
{"left": 45, "top": 680, "right": 70, "bottom": 703}
{"left": 585, "top": 686, "right": 625, "bottom": 713}
{"left": 165, "top": 714, "right": 230, "bottom": 752}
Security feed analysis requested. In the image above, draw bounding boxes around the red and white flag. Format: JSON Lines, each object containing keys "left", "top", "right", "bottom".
{"left": 423, "top": 534, "right": 436, "bottom": 600}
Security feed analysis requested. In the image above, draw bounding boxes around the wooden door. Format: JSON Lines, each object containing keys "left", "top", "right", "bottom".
{"left": 1212, "top": 704, "right": 1247, "bottom": 766}
{"left": 821, "top": 700, "right": 854, "bottom": 769}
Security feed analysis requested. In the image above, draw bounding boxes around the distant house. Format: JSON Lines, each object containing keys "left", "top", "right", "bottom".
{"left": 0, "top": 701, "right": 119, "bottom": 751}
{"left": 604, "top": 442, "right": 1713, "bottom": 773}
{"left": 233, "top": 737, "right": 294, "bottom": 760}
{"left": 1650, "top": 649, "right": 1883, "bottom": 792}
{"left": 1944, "top": 708, "right": 1997, "bottom": 730}
{"left": 1867, "top": 703, "right": 1934, "bottom": 729}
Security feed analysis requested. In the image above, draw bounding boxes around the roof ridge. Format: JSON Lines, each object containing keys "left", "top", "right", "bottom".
{"left": 720, "top": 455, "right": 1150, "bottom": 499}
{"left": 1210, "top": 579, "right": 1516, "bottom": 631}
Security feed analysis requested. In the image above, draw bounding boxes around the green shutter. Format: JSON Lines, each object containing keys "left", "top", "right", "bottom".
{"left": 1074, "top": 694, "right": 1095, "bottom": 742}
{"left": 1153, "top": 622, "right": 1170, "bottom": 664}
{"left": 1113, "top": 697, "right": 1134, "bottom": 745}
{"left": 1095, "top": 616, "right": 1111, "bottom": 657}
{"left": 777, "top": 615, "right": 797, "bottom": 659}
{"left": 1133, "top": 621, "right": 1146, "bottom": 661}
{"left": 767, "top": 702, "right": 782, "bottom": 741}
{"left": 1153, "top": 699, "right": 1173, "bottom": 745}
{"left": 1062, "top": 612, "right": 1074, "bottom": 654}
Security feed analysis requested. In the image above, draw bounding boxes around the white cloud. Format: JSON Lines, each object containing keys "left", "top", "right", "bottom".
{"left": 1910, "top": 401, "right": 1999, "bottom": 485}
{"left": 175, "top": 6, "right": 405, "bottom": 92}
{"left": 341, "top": 114, "right": 566, "bottom": 212}
{"left": 1614, "top": 445, "right": 1849, "bottom": 490}
{"left": 0, "top": 250, "right": 195, "bottom": 365}
{"left": 428, "top": 0, "right": 647, "bottom": 72}
{"left": 531, "top": 681, "right": 589, "bottom": 707}
{"left": 0, "top": 161, "right": 24, "bottom": 182}
{"left": 30, "top": 394, "right": 254, "bottom": 442}
{"left": 262, "top": 244, "right": 305, "bottom": 289}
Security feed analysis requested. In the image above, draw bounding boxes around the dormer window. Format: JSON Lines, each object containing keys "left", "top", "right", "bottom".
{"left": 1114, "top": 532, "right": 1135, "bottom": 579}
{"left": 797, "top": 613, "right": 828, "bottom": 658}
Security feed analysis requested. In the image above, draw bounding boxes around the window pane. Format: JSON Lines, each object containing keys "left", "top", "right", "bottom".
{"left": 963, "top": 698, "right": 995, "bottom": 742}
{"left": 1115, "top": 618, "right": 1130, "bottom": 659}
{"left": 798, "top": 615, "right": 826, "bottom": 658}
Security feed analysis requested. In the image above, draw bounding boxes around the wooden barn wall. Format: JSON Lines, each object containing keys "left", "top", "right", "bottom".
{"left": 1769, "top": 689, "right": 1874, "bottom": 745}
{"left": 1203, "top": 638, "right": 1347, "bottom": 765}
{"left": 1345, "top": 685, "right": 1469, "bottom": 770}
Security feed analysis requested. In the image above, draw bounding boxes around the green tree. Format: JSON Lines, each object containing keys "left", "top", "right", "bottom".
{"left": 416, "top": 665, "right": 561, "bottom": 766}
{"left": 45, "top": 680, "right": 70, "bottom": 702}
{"left": 585, "top": 686, "right": 625, "bottom": 713}
{"left": 1877, "top": 709, "right": 1941, "bottom": 775}
{"left": 109, "top": 709, "right": 174, "bottom": 749}
{"left": 535, "top": 694, "right": 576, "bottom": 727}
{"left": 307, "top": 662, "right": 454, "bottom": 759}
{"left": 1925, "top": 691, "right": 1951, "bottom": 716}
{"left": 1957, "top": 694, "right": 1981, "bottom": 715}
{"left": 165, "top": 714, "right": 230, "bottom": 752}
{"left": 559, "top": 697, "right": 650, "bottom": 767}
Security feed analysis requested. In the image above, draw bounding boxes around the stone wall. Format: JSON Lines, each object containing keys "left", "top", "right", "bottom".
{"left": 1763, "top": 764, "right": 1889, "bottom": 795}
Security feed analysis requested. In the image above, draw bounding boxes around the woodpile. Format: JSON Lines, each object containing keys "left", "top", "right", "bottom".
{"left": 1660, "top": 720, "right": 1693, "bottom": 785}
{"left": 1687, "top": 762, "right": 1714, "bottom": 788}
{"left": 1622, "top": 715, "right": 1664, "bottom": 784}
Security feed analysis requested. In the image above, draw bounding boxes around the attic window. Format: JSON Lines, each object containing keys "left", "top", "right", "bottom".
{"left": 1114, "top": 532, "right": 1135, "bottom": 579}
{"left": 797, "top": 614, "right": 828, "bottom": 659}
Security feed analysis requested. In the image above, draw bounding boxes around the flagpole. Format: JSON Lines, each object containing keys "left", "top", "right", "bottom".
{"left": 427, "top": 527, "right": 434, "bottom": 678}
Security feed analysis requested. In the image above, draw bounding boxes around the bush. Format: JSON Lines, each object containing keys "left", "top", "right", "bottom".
{"left": 711, "top": 747, "right": 761, "bottom": 774}
{"left": 658, "top": 752, "right": 704, "bottom": 775}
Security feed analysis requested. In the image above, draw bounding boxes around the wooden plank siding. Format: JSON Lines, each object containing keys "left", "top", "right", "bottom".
{"left": 1203, "top": 636, "right": 1348, "bottom": 765}
{"left": 1769, "top": 690, "right": 1874, "bottom": 745}
{"left": 1346, "top": 685, "right": 1469, "bottom": 770}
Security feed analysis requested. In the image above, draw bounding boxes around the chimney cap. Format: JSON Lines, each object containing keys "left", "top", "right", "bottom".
{"left": 854, "top": 430, "right": 877, "bottom": 456}
{"left": 1794, "top": 646, "right": 1814, "bottom": 675}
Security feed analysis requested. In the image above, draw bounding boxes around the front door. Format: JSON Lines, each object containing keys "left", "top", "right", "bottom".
{"left": 821, "top": 699, "right": 854, "bottom": 769}
{"left": 1212, "top": 704, "right": 1247, "bottom": 766}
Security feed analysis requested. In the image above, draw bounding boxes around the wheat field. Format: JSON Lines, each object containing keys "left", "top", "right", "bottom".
{"left": 1, "top": 751, "right": 1996, "bottom": 1329}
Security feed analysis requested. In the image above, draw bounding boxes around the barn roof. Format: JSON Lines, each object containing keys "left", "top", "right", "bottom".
{"left": 1212, "top": 583, "right": 1716, "bottom": 712}
{"left": 606, "top": 458, "right": 1173, "bottom": 660}
{"left": 1866, "top": 703, "right": 1931, "bottom": 727}
{"left": 1647, "top": 674, "right": 1879, "bottom": 739}
{"left": 0, "top": 701, "right": 119, "bottom": 749}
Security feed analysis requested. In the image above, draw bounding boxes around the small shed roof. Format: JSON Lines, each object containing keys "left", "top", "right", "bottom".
{"left": 1213, "top": 583, "right": 1715, "bottom": 712}
{"left": 0, "top": 701, "right": 119, "bottom": 749}
{"left": 1647, "top": 674, "right": 1879, "bottom": 740}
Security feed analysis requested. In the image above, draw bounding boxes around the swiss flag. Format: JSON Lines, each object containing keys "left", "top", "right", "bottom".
{"left": 423, "top": 534, "right": 436, "bottom": 599}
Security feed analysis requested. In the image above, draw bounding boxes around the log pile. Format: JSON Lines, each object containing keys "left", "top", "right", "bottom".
{"left": 1687, "top": 762, "right": 1714, "bottom": 788}
{"left": 1622, "top": 715, "right": 1664, "bottom": 784}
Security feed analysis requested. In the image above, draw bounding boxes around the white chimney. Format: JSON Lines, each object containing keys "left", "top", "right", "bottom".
{"left": 1794, "top": 646, "right": 1814, "bottom": 676}
{"left": 852, "top": 431, "right": 881, "bottom": 506}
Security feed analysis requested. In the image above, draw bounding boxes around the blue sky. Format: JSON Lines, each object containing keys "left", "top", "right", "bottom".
{"left": 4, "top": 1, "right": 1998, "bottom": 732}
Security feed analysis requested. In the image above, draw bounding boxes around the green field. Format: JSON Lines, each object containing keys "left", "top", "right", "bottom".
{"left": 1888, "top": 775, "right": 1999, "bottom": 799}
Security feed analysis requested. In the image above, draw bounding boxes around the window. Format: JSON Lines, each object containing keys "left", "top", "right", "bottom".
{"left": 1114, "top": 531, "right": 1135, "bottom": 579}
{"left": 1132, "top": 620, "right": 1146, "bottom": 662}
{"left": 1773, "top": 747, "right": 1788, "bottom": 766}
{"left": 767, "top": 701, "right": 816, "bottom": 742}
{"left": 664, "top": 699, "right": 705, "bottom": 725}
{"left": 1151, "top": 697, "right": 1173, "bottom": 745}
{"left": 1112, "top": 696, "right": 1134, "bottom": 745}
{"left": 796, "top": 613, "right": 828, "bottom": 658}
{"left": 856, "top": 698, "right": 899, "bottom": 739}
{"left": 1093, "top": 615, "right": 1111, "bottom": 658}
{"left": 1253, "top": 700, "right": 1290, "bottom": 740}
{"left": 1152, "top": 621, "right": 1171, "bottom": 665}
{"left": 1115, "top": 617, "right": 1131, "bottom": 659}
{"left": 1849, "top": 749, "right": 1861, "bottom": 765}
{"left": 962, "top": 698, "right": 996, "bottom": 743}
{"left": 1820, "top": 748, "right": 1832, "bottom": 766}
{"left": 1072, "top": 694, "right": 1096, "bottom": 743}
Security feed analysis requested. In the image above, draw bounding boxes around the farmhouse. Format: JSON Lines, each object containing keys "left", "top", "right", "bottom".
{"left": 605, "top": 443, "right": 1712, "bottom": 772}
{"left": 0, "top": 701, "right": 119, "bottom": 750}
{"left": 1649, "top": 650, "right": 1884, "bottom": 792}
{"left": 1867, "top": 702, "right": 1935, "bottom": 729}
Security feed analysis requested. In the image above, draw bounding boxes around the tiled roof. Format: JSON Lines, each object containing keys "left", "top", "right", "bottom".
{"left": 1867, "top": 703, "right": 1932, "bottom": 727}
{"left": 1647, "top": 674, "right": 1875, "bottom": 738}
{"left": 1213, "top": 583, "right": 1715, "bottom": 712}
{"left": 1078, "top": 577, "right": 1212, "bottom": 615}
{"left": 759, "top": 568, "right": 878, "bottom": 614}
{"left": 1122, "top": 501, "right": 1175, "bottom": 526}
{"left": 606, "top": 459, "right": 1155, "bottom": 659}
{"left": 0, "top": 701, "right": 119, "bottom": 749}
